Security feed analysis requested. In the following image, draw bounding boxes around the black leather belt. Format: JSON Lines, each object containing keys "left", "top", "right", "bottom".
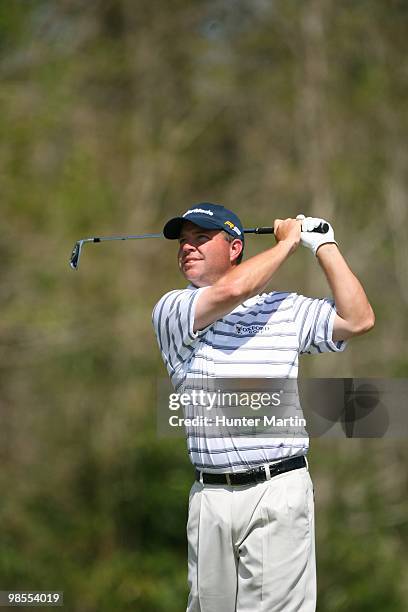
{"left": 195, "top": 455, "right": 306, "bottom": 486}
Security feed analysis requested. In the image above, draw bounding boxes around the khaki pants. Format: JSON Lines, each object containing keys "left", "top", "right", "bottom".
{"left": 186, "top": 467, "right": 316, "bottom": 612}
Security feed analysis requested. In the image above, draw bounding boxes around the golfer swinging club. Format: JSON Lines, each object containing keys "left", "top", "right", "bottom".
{"left": 152, "top": 203, "right": 374, "bottom": 612}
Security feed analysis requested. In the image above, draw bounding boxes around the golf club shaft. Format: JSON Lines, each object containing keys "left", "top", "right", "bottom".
{"left": 69, "top": 223, "right": 329, "bottom": 270}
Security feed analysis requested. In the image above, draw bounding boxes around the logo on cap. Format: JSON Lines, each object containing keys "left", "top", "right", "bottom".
{"left": 224, "top": 220, "right": 242, "bottom": 236}
{"left": 183, "top": 208, "right": 214, "bottom": 217}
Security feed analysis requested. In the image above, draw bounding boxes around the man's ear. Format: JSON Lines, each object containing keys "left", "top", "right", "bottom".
{"left": 230, "top": 239, "right": 243, "bottom": 265}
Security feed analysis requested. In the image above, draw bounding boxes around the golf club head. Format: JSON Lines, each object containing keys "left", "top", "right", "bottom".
{"left": 70, "top": 241, "right": 83, "bottom": 270}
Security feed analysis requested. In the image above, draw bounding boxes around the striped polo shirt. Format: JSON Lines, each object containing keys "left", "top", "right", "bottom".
{"left": 152, "top": 285, "right": 346, "bottom": 472}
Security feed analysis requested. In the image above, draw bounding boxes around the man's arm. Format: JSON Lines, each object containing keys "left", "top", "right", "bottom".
{"left": 194, "top": 219, "right": 300, "bottom": 332}
{"left": 316, "top": 244, "right": 375, "bottom": 341}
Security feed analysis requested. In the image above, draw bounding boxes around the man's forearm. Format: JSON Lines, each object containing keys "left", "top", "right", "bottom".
{"left": 218, "top": 239, "right": 296, "bottom": 300}
{"left": 316, "top": 244, "right": 375, "bottom": 332}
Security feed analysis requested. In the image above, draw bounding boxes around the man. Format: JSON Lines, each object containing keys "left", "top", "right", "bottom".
{"left": 152, "top": 202, "right": 374, "bottom": 612}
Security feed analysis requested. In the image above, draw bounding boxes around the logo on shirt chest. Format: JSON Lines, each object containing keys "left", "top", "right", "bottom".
{"left": 235, "top": 324, "right": 274, "bottom": 335}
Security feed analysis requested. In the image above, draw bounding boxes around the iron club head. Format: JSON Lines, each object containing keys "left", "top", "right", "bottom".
{"left": 69, "top": 240, "right": 84, "bottom": 270}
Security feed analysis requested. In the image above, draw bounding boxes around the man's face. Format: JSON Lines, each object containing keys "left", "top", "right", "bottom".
{"left": 177, "top": 221, "right": 241, "bottom": 287}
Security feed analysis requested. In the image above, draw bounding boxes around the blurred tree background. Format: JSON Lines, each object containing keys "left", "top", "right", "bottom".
{"left": 1, "top": 0, "right": 407, "bottom": 610}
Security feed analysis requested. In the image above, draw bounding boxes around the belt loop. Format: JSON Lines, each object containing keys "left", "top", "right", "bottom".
{"left": 226, "top": 473, "right": 231, "bottom": 486}
{"left": 199, "top": 470, "right": 204, "bottom": 484}
{"left": 304, "top": 456, "right": 309, "bottom": 470}
{"left": 264, "top": 464, "right": 271, "bottom": 481}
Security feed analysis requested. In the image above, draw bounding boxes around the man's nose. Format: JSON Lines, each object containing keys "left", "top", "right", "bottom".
{"left": 181, "top": 240, "right": 196, "bottom": 253}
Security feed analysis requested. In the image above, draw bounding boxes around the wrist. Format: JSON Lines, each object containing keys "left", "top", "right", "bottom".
{"left": 276, "top": 237, "right": 299, "bottom": 256}
{"left": 315, "top": 241, "right": 338, "bottom": 257}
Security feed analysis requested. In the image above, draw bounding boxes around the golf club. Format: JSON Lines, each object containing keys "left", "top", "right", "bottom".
{"left": 69, "top": 223, "right": 329, "bottom": 270}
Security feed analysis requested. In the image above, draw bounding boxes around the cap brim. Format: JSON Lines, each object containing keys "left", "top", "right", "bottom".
{"left": 163, "top": 216, "right": 224, "bottom": 239}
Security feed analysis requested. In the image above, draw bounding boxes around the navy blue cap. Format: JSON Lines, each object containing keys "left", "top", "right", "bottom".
{"left": 163, "top": 203, "right": 244, "bottom": 243}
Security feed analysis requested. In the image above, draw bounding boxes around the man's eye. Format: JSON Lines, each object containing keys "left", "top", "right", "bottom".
{"left": 179, "top": 235, "right": 210, "bottom": 245}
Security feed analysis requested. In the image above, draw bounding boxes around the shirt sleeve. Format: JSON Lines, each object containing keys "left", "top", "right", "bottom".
{"left": 152, "top": 287, "right": 211, "bottom": 376}
{"left": 293, "top": 294, "right": 347, "bottom": 355}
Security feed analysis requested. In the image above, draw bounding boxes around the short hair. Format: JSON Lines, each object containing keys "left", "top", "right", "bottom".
{"left": 223, "top": 231, "right": 244, "bottom": 265}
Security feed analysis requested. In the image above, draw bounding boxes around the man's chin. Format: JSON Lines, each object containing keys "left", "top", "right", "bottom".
{"left": 182, "top": 271, "right": 207, "bottom": 288}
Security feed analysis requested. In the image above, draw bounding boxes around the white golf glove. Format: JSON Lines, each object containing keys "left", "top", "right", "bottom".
{"left": 296, "top": 214, "right": 338, "bottom": 256}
